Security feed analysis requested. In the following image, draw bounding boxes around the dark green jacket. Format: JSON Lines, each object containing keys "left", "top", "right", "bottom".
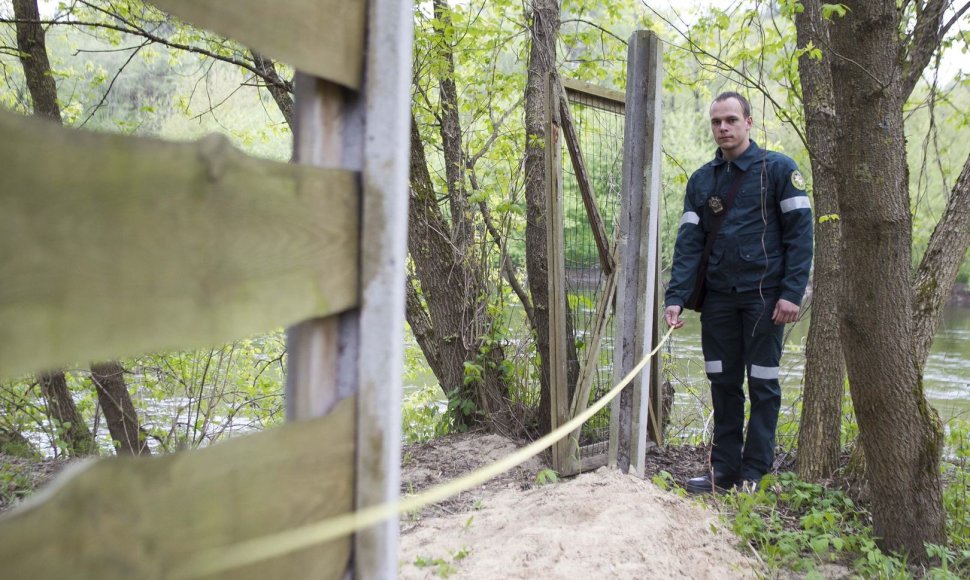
{"left": 665, "top": 141, "right": 814, "bottom": 308}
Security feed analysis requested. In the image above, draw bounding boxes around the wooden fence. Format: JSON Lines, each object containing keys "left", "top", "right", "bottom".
{"left": 0, "top": 0, "right": 413, "bottom": 578}
{"left": 547, "top": 31, "right": 664, "bottom": 477}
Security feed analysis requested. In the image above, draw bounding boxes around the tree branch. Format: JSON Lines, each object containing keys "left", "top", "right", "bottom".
{"left": 560, "top": 18, "right": 629, "bottom": 45}
{"left": 912, "top": 151, "right": 970, "bottom": 368}
{"left": 900, "top": 0, "right": 951, "bottom": 101}
{"left": 475, "top": 191, "right": 536, "bottom": 331}
{"left": 640, "top": 3, "right": 814, "bottom": 153}
{"left": 78, "top": 39, "right": 148, "bottom": 128}
{"left": 248, "top": 50, "right": 293, "bottom": 132}
{"left": 0, "top": 16, "right": 292, "bottom": 96}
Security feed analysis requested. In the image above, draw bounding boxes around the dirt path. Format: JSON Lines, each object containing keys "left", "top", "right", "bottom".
{"left": 399, "top": 433, "right": 760, "bottom": 579}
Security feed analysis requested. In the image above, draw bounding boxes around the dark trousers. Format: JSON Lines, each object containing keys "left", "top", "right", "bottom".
{"left": 700, "top": 289, "right": 784, "bottom": 480}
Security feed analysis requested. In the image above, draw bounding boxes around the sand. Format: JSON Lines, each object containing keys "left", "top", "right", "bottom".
{"left": 399, "top": 434, "right": 760, "bottom": 579}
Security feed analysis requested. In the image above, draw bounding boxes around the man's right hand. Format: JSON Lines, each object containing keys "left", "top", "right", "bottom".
{"left": 664, "top": 305, "right": 684, "bottom": 329}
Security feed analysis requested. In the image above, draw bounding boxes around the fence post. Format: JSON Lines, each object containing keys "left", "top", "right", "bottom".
{"left": 610, "top": 30, "right": 663, "bottom": 477}
{"left": 353, "top": 0, "right": 414, "bottom": 576}
{"left": 287, "top": 0, "right": 414, "bottom": 577}
{"left": 546, "top": 72, "right": 571, "bottom": 474}
{"left": 287, "top": 78, "right": 363, "bottom": 422}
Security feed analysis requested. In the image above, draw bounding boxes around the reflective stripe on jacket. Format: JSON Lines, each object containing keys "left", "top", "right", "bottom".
{"left": 665, "top": 141, "right": 814, "bottom": 308}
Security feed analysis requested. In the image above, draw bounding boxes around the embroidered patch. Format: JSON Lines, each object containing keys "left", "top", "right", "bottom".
{"left": 790, "top": 170, "right": 806, "bottom": 190}
{"left": 707, "top": 195, "right": 725, "bottom": 216}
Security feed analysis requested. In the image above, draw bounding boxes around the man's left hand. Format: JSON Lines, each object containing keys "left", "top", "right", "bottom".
{"left": 772, "top": 298, "right": 800, "bottom": 325}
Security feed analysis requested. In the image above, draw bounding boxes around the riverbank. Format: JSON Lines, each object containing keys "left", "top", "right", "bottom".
{"left": 0, "top": 453, "right": 76, "bottom": 514}
{"left": 4, "top": 428, "right": 964, "bottom": 577}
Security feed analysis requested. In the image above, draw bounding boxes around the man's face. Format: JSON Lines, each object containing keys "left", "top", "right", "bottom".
{"left": 709, "top": 98, "right": 752, "bottom": 155}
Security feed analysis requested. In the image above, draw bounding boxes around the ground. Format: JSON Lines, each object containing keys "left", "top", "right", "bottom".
{"left": 1, "top": 433, "right": 855, "bottom": 578}
{"left": 0, "top": 453, "right": 76, "bottom": 514}
{"left": 399, "top": 431, "right": 764, "bottom": 579}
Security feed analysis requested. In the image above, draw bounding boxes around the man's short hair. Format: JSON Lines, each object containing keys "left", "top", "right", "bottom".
{"left": 712, "top": 92, "right": 751, "bottom": 118}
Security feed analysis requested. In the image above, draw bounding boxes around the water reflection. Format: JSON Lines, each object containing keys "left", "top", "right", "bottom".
{"left": 404, "top": 304, "right": 970, "bottom": 440}
{"left": 666, "top": 305, "right": 970, "bottom": 435}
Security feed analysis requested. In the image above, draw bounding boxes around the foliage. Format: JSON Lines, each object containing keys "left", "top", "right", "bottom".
{"left": 711, "top": 471, "right": 968, "bottom": 578}
{"left": 646, "top": 391, "right": 968, "bottom": 577}
{"left": 128, "top": 333, "right": 286, "bottom": 452}
{"left": 535, "top": 467, "right": 559, "bottom": 486}
{"left": 0, "top": 332, "right": 285, "bottom": 457}
{"left": 651, "top": 470, "right": 687, "bottom": 498}
{"left": 685, "top": 412, "right": 970, "bottom": 578}
{"left": 413, "top": 546, "right": 471, "bottom": 578}
{"left": 0, "top": 380, "right": 54, "bottom": 456}
{"left": 402, "top": 384, "right": 451, "bottom": 445}
{"left": 0, "top": 462, "right": 33, "bottom": 509}
{"left": 942, "top": 420, "right": 969, "bottom": 557}
{"left": 0, "top": 0, "right": 290, "bottom": 158}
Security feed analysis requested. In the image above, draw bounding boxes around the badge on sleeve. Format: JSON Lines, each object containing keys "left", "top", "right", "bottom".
{"left": 791, "top": 170, "right": 806, "bottom": 190}
{"left": 707, "top": 195, "right": 725, "bottom": 216}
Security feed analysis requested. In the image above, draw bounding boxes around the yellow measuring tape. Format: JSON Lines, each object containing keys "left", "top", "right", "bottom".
{"left": 178, "top": 327, "right": 675, "bottom": 578}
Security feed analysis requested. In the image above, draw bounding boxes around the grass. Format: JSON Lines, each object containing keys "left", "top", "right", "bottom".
{"left": 649, "top": 436, "right": 970, "bottom": 580}
{"left": 412, "top": 546, "right": 472, "bottom": 578}
{"left": 0, "top": 462, "right": 33, "bottom": 511}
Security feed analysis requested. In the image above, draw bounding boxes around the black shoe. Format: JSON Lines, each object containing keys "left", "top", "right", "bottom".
{"left": 684, "top": 473, "right": 738, "bottom": 494}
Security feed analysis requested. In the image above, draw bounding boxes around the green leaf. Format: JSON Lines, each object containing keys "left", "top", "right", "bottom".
{"left": 821, "top": 3, "right": 848, "bottom": 20}
{"left": 811, "top": 536, "right": 829, "bottom": 554}
{"left": 535, "top": 468, "right": 559, "bottom": 486}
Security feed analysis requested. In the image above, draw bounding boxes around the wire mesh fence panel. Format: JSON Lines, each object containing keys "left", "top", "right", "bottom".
{"left": 560, "top": 86, "right": 625, "bottom": 462}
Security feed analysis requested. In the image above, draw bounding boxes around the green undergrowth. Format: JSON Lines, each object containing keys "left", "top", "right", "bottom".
{"left": 652, "top": 417, "right": 970, "bottom": 579}
{"left": 411, "top": 546, "right": 471, "bottom": 578}
{"left": 0, "top": 462, "right": 33, "bottom": 510}
{"left": 719, "top": 473, "right": 912, "bottom": 578}
{"left": 401, "top": 384, "right": 451, "bottom": 444}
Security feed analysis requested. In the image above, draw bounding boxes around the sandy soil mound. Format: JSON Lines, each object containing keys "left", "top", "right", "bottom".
{"left": 399, "top": 435, "right": 760, "bottom": 579}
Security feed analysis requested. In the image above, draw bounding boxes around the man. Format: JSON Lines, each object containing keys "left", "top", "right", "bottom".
{"left": 664, "top": 92, "right": 813, "bottom": 494}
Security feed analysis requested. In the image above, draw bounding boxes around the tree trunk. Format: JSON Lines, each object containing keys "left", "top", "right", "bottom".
{"left": 249, "top": 50, "right": 293, "bottom": 132}
{"left": 432, "top": 0, "right": 474, "bottom": 255}
{"left": 397, "top": 4, "right": 515, "bottom": 433}
{"left": 524, "top": 0, "right": 560, "bottom": 434}
{"left": 14, "top": 0, "right": 148, "bottom": 459}
{"left": 90, "top": 361, "right": 151, "bottom": 455}
{"left": 827, "top": 0, "right": 944, "bottom": 557}
{"left": 793, "top": 1, "right": 846, "bottom": 481}
{"left": 406, "top": 120, "right": 510, "bottom": 431}
{"left": 912, "top": 153, "right": 970, "bottom": 367}
{"left": 13, "top": 0, "right": 88, "bottom": 458}
{"left": 12, "top": 0, "right": 61, "bottom": 122}
{"left": 38, "top": 371, "right": 96, "bottom": 456}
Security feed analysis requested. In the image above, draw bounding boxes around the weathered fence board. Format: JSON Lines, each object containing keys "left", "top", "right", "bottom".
{"left": 546, "top": 73, "right": 570, "bottom": 474}
{"left": 610, "top": 30, "right": 663, "bottom": 477}
{"left": 570, "top": 242, "right": 621, "bottom": 422}
{"left": 0, "top": 396, "right": 357, "bottom": 580}
{"left": 150, "top": 0, "right": 366, "bottom": 89}
{"left": 561, "top": 77, "right": 626, "bottom": 113}
{"left": 0, "top": 111, "right": 359, "bottom": 380}
{"left": 286, "top": 76, "right": 363, "bottom": 426}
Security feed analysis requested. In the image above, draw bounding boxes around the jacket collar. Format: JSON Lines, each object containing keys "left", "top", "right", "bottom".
{"left": 710, "top": 140, "right": 762, "bottom": 172}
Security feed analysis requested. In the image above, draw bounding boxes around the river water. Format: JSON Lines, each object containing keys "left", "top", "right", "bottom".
{"left": 405, "top": 304, "right": 970, "bottom": 441}
{"left": 661, "top": 304, "right": 970, "bottom": 443}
